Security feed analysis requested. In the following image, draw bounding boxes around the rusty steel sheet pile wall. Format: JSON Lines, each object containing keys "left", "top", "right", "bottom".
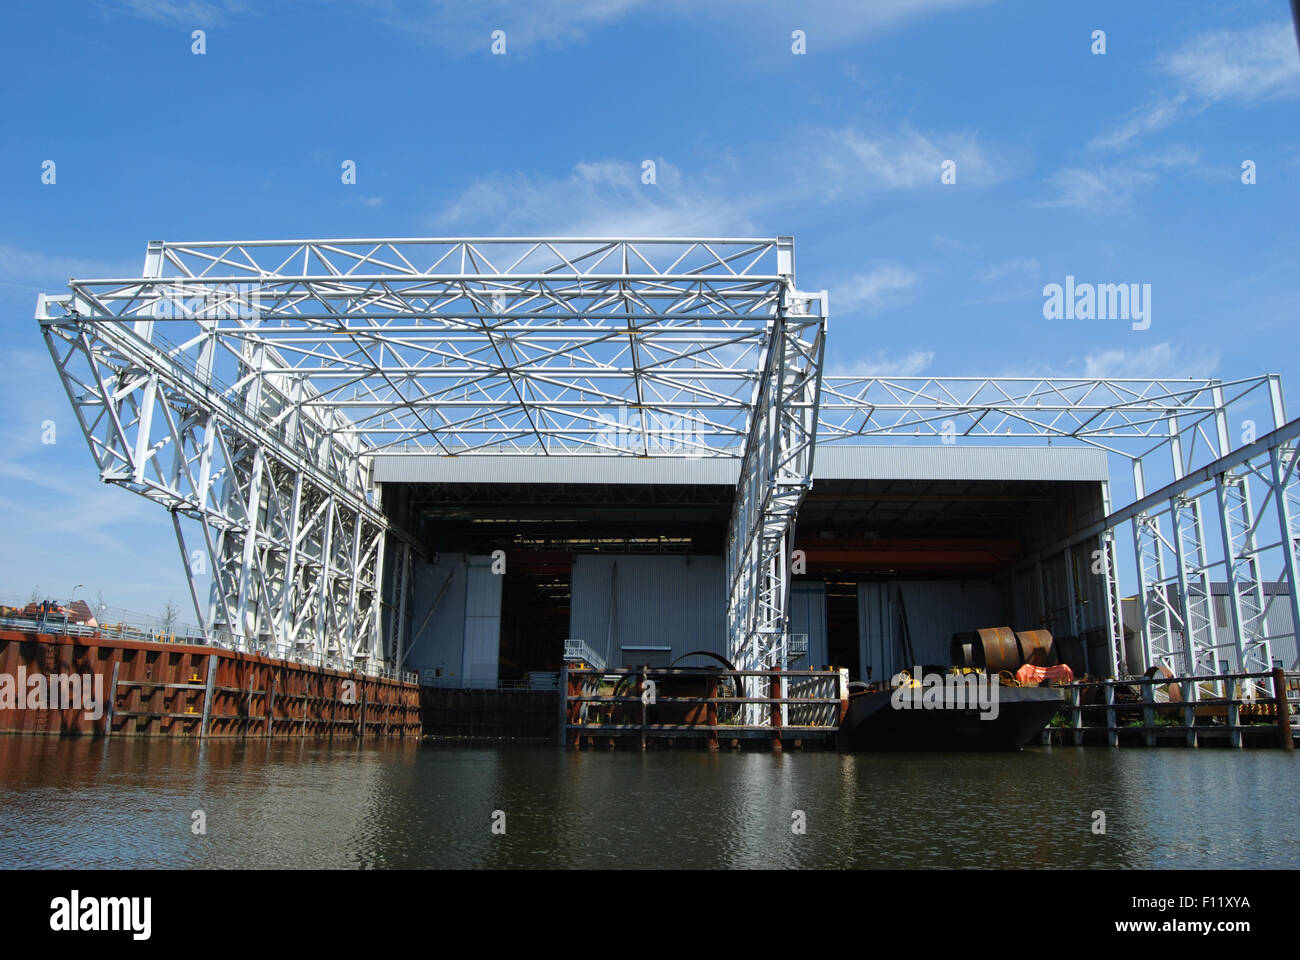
{"left": 0, "top": 630, "right": 420, "bottom": 739}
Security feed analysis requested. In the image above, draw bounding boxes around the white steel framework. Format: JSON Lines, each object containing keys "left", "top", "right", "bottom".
{"left": 36, "top": 238, "right": 1300, "bottom": 704}
{"left": 37, "top": 237, "right": 826, "bottom": 677}
{"left": 726, "top": 286, "right": 826, "bottom": 724}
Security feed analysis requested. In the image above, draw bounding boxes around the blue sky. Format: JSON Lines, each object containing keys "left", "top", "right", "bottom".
{"left": 0, "top": 0, "right": 1297, "bottom": 614}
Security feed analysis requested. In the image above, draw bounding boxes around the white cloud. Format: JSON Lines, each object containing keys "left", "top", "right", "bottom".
{"left": 1160, "top": 21, "right": 1300, "bottom": 104}
{"left": 433, "top": 158, "right": 754, "bottom": 236}
{"left": 108, "top": 0, "right": 252, "bottom": 24}
{"left": 821, "top": 126, "right": 1002, "bottom": 195}
{"left": 976, "top": 257, "right": 1040, "bottom": 284}
{"left": 1093, "top": 20, "right": 1299, "bottom": 151}
{"left": 432, "top": 116, "right": 1009, "bottom": 234}
{"left": 1039, "top": 167, "right": 1153, "bottom": 211}
{"left": 833, "top": 264, "right": 919, "bottom": 314}
{"left": 829, "top": 348, "right": 935, "bottom": 377}
{"left": 351, "top": 0, "right": 996, "bottom": 54}
{"left": 357, "top": 0, "right": 647, "bottom": 51}
{"left": 1091, "top": 95, "right": 1189, "bottom": 152}
{"left": 1081, "top": 342, "right": 1220, "bottom": 379}
{"left": 0, "top": 244, "right": 135, "bottom": 287}
{"left": 1039, "top": 148, "right": 1199, "bottom": 211}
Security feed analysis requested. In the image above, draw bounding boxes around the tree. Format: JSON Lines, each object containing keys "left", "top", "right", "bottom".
{"left": 159, "top": 600, "right": 181, "bottom": 638}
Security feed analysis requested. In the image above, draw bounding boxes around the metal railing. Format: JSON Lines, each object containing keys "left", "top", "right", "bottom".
{"left": 561, "top": 666, "right": 848, "bottom": 746}
{"left": 562, "top": 638, "right": 607, "bottom": 671}
{"left": 1050, "top": 669, "right": 1298, "bottom": 747}
{"left": 0, "top": 614, "right": 203, "bottom": 646}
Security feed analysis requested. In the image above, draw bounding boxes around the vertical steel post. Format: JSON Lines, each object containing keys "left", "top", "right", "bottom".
{"left": 1273, "top": 667, "right": 1294, "bottom": 750}
{"left": 200, "top": 653, "right": 217, "bottom": 739}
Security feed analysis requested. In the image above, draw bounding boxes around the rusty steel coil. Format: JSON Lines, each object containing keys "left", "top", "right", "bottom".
{"left": 1016, "top": 630, "right": 1057, "bottom": 666}
{"left": 951, "top": 627, "right": 1021, "bottom": 672}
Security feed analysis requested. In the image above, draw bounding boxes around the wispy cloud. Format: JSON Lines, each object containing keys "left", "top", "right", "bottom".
{"left": 0, "top": 244, "right": 136, "bottom": 290}
{"left": 1091, "top": 95, "right": 1189, "bottom": 152}
{"left": 829, "top": 348, "right": 935, "bottom": 377}
{"left": 1081, "top": 342, "right": 1220, "bottom": 379}
{"left": 833, "top": 264, "right": 919, "bottom": 314}
{"left": 820, "top": 126, "right": 1002, "bottom": 195}
{"left": 432, "top": 158, "right": 754, "bottom": 236}
{"left": 1092, "top": 20, "right": 1300, "bottom": 151}
{"left": 1161, "top": 21, "right": 1300, "bottom": 104}
{"left": 976, "top": 257, "right": 1040, "bottom": 284}
{"left": 348, "top": 0, "right": 997, "bottom": 55}
{"left": 1038, "top": 147, "right": 1200, "bottom": 212}
{"left": 106, "top": 0, "right": 253, "bottom": 25}
{"left": 432, "top": 117, "right": 1008, "bottom": 235}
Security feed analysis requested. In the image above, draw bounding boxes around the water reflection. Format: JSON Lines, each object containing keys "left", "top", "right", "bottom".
{"left": 0, "top": 737, "right": 1293, "bottom": 869}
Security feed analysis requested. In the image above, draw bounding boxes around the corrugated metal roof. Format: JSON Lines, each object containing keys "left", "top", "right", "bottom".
{"left": 371, "top": 445, "right": 1109, "bottom": 485}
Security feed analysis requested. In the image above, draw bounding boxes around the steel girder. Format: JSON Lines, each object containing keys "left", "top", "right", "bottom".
{"left": 725, "top": 287, "right": 826, "bottom": 682}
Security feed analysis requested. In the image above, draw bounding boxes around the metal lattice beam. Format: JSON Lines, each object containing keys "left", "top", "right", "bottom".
{"left": 725, "top": 287, "right": 826, "bottom": 677}
{"left": 51, "top": 238, "right": 793, "bottom": 457}
{"left": 817, "top": 375, "right": 1274, "bottom": 460}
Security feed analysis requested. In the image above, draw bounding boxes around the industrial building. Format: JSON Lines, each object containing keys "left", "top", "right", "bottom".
{"left": 35, "top": 237, "right": 1300, "bottom": 714}
{"left": 377, "top": 445, "right": 1114, "bottom": 687}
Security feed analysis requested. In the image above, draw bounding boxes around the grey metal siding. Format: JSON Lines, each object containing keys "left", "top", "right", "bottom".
{"left": 858, "top": 580, "right": 1011, "bottom": 683}
{"left": 789, "top": 581, "right": 829, "bottom": 668}
{"left": 406, "top": 555, "right": 468, "bottom": 682}
{"left": 569, "top": 555, "right": 726, "bottom": 666}
{"left": 1117, "top": 587, "right": 1297, "bottom": 673}
{"left": 462, "top": 558, "right": 502, "bottom": 688}
{"left": 403, "top": 554, "right": 503, "bottom": 687}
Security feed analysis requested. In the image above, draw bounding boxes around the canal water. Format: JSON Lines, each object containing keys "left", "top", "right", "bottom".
{"left": 0, "top": 737, "right": 1294, "bottom": 869}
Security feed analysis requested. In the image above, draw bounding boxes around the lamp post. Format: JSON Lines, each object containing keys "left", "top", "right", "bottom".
{"left": 66, "top": 584, "right": 83, "bottom": 633}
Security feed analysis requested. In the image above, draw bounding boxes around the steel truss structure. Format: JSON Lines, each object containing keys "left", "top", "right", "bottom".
{"left": 726, "top": 286, "right": 825, "bottom": 723}
{"left": 821, "top": 376, "right": 1300, "bottom": 690}
{"left": 36, "top": 239, "right": 1300, "bottom": 704}
{"left": 37, "top": 237, "right": 826, "bottom": 677}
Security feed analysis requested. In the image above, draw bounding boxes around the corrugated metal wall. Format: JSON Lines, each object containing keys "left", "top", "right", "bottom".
{"left": 406, "top": 556, "right": 466, "bottom": 681}
{"left": 463, "top": 558, "right": 502, "bottom": 687}
{"left": 788, "top": 581, "right": 829, "bottom": 668}
{"left": 569, "top": 555, "right": 726, "bottom": 666}
{"left": 1122, "top": 589, "right": 1299, "bottom": 672}
{"left": 857, "top": 580, "right": 1011, "bottom": 683}
{"left": 404, "top": 554, "right": 502, "bottom": 688}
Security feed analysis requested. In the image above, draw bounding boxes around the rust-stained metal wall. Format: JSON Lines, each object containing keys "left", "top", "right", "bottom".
{"left": 0, "top": 630, "right": 421, "bottom": 739}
